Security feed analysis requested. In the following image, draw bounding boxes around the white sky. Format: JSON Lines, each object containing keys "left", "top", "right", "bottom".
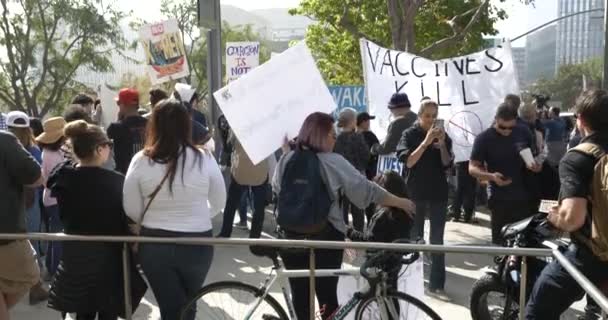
{"left": 118, "top": 0, "right": 557, "bottom": 47}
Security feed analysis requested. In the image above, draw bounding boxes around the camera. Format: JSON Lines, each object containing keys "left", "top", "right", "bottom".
{"left": 531, "top": 94, "right": 550, "bottom": 109}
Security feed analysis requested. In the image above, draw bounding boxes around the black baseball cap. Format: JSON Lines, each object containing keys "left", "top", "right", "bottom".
{"left": 357, "top": 112, "right": 376, "bottom": 125}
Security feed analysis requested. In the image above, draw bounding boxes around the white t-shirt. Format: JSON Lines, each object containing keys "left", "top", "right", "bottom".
{"left": 123, "top": 148, "right": 226, "bottom": 233}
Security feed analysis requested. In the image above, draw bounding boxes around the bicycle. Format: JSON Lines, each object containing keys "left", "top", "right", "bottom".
{"left": 181, "top": 240, "right": 442, "bottom": 320}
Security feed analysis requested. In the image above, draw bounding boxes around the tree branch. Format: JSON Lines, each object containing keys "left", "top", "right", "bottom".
{"left": 419, "top": 0, "right": 489, "bottom": 56}
{"left": 332, "top": 4, "right": 381, "bottom": 44}
{"left": 32, "top": 2, "right": 60, "bottom": 103}
{"left": 0, "top": 0, "right": 24, "bottom": 110}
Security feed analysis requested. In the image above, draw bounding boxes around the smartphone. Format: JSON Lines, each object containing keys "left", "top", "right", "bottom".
{"left": 434, "top": 119, "right": 445, "bottom": 130}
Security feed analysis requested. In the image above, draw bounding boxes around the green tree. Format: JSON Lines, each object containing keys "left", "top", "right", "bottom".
{"left": 527, "top": 58, "right": 603, "bottom": 110}
{"left": 290, "top": 0, "right": 528, "bottom": 84}
{"left": 0, "top": 0, "right": 127, "bottom": 117}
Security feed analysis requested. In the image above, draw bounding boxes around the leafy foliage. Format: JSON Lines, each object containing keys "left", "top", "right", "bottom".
{"left": 527, "top": 58, "right": 603, "bottom": 110}
{"left": 0, "top": 0, "right": 127, "bottom": 117}
{"left": 290, "top": 0, "right": 509, "bottom": 85}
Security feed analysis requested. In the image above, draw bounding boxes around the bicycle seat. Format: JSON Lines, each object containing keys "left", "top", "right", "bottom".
{"left": 250, "top": 245, "right": 279, "bottom": 259}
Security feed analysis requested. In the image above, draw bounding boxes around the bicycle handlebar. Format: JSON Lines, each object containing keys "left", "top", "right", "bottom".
{"left": 359, "top": 249, "right": 420, "bottom": 280}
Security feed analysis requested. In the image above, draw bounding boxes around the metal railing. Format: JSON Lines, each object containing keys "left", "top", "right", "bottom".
{"left": 1, "top": 232, "right": 607, "bottom": 320}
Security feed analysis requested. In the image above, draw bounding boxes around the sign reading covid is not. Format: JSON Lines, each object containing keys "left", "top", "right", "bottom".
{"left": 360, "top": 38, "right": 520, "bottom": 162}
{"left": 226, "top": 42, "right": 260, "bottom": 82}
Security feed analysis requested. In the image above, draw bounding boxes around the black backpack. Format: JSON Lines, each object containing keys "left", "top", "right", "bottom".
{"left": 277, "top": 149, "right": 332, "bottom": 234}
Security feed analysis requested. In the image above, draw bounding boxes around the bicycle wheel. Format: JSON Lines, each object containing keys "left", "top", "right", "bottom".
{"left": 181, "top": 281, "right": 289, "bottom": 320}
{"left": 354, "top": 291, "right": 442, "bottom": 320}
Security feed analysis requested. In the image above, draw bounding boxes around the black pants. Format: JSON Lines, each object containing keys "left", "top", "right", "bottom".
{"left": 279, "top": 227, "right": 344, "bottom": 320}
{"left": 219, "top": 176, "right": 267, "bottom": 238}
{"left": 342, "top": 198, "right": 364, "bottom": 232}
{"left": 451, "top": 161, "right": 476, "bottom": 221}
{"left": 526, "top": 244, "right": 608, "bottom": 319}
{"left": 488, "top": 199, "right": 532, "bottom": 245}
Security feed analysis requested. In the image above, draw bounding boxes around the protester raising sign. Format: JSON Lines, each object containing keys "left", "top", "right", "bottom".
{"left": 214, "top": 42, "right": 336, "bottom": 165}
{"left": 139, "top": 19, "right": 190, "bottom": 85}
{"left": 226, "top": 42, "right": 260, "bottom": 83}
{"left": 360, "top": 39, "right": 520, "bottom": 162}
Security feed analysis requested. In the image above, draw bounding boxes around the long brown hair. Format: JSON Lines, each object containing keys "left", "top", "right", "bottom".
{"left": 9, "top": 127, "right": 35, "bottom": 149}
{"left": 144, "top": 99, "right": 202, "bottom": 192}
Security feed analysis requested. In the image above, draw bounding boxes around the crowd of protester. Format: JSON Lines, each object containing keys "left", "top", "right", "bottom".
{"left": 0, "top": 82, "right": 602, "bottom": 320}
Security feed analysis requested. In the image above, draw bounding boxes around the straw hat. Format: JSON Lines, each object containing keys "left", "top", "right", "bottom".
{"left": 36, "top": 117, "right": 66, "bottom": 144}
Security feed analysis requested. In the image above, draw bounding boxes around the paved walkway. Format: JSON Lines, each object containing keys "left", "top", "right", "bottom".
{"left": 10, "top": 210, "right": 586, "bottom": 319}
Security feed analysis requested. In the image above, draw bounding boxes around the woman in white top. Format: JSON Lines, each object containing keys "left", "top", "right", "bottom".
{"left": 123, "top": 99, "right": 226, "bottom": 320}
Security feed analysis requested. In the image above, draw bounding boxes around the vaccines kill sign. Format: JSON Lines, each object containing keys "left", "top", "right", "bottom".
{"left": 226, "top": 42, "right": 260, "bottom": 82}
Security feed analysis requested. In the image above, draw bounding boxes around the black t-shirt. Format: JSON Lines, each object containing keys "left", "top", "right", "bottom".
{"left": 48, "top": 164, "right": 127, "bottom": 236}
{"left": 559, "top": 132, "right": 608, "bottom": 240}
{"left": 361, "top": 131, "right": 380, "bottom": 179}
{"left": 396, "top": 123, "right": 452, "bottom": 202}
{"left": 470, "top": 127, "right": 529, "bottom": 202}
{"left": 107, "top": 116, "right": 147, "bottom": 174}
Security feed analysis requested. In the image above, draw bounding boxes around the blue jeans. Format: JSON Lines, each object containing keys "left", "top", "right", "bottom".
{"left": 26, "top": 191, "right": 42, "bottom": 263}
{"left": 45, "top": 205, "right": 63, "bottom": 275}
{"left": 238, "top": 188, "right": 253, "bottom": 223}
{"left": 139, "top": 228, "right": 214, "bottom": 320}
{"left": 525, "top": 243, "right": 608, "bottom": 319}
{"left": 411, "top": 200, "right": 447, "bottom": 290}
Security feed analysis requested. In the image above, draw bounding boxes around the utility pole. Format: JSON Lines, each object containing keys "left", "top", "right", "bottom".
{"left": 603, "top": 0, "right": 608, "bottom": 89}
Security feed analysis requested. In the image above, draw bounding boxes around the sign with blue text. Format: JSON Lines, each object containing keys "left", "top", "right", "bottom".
{"left": 226, "top": 42, "right": 260, "bottom": 83}
{"left": 328, "top": 85, "right": 367, "bottom": 117}
{"left": 377, "top": 153, "right": 404, "bottom": 175}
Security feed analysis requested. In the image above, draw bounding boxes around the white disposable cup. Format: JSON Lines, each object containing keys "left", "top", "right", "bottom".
{"left": 519, "top": 148, "right": 535, "bottom": 167}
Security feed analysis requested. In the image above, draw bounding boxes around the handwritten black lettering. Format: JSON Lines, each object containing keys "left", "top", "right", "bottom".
{"left": 420, "top": 80, "right": 425, "bottom": 97}
{"left": 395, "top": 80, "right": 408, "bottom": 93}
{"left": 466, "top": 57, "right": 481, "bottom": 75}
{"left": 380, "top": 50, "right": 395, "bottom": 76}
{"left": 484, "top": 49, "right": 504, "bottom": 72}
{"left": 435, "top": 63, "right": 440, "bottom": 77}
{"left": 411, "top": 57, "right": 426, "bottom": 78}
{"left": 394, "top": 52, "right": 410, "bottom": 76}
{"left": 461, "top": 80, "right": 479, "bottom": 105}
{"left": 453, "top": 59, "right": 465, "bottom": 75}
{"left": 436, "top": 82, "right": 451, "bottom": 107}
{"left": 366, "top": 41, "right": 382, "bottom": 73}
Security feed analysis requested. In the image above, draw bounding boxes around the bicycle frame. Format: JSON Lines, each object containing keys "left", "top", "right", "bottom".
{"left": 242, "top": 259, "right": 366, "bottom": 320}
{"left": 242, "top": 259, "right": 398, "bottom": 320}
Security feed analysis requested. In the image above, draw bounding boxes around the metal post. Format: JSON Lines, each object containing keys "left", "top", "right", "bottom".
{"left": 309, "top": 248, "right": 316, "bottom": 320}
{"left": 603, "top": 0, "right": 608, "bottom": 89}
{"left": 122, "top": 244, "right": 133, "bottom": 320}
{"left": 519, "top": 256, "right": 528, "bottom": 320}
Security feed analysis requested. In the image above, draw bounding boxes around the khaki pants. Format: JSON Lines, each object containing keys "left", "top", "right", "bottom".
{"left": 0, "top": 240, "right": 40, "bottom": 295}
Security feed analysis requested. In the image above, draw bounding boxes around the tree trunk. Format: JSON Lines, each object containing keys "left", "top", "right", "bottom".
{"left": 387, "top": 0, "right": 418, "bottom": 53}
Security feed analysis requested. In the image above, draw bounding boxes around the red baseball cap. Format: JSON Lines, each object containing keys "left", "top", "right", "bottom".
{"left": 116, "top": 88, "right": 140, "bottom": 105}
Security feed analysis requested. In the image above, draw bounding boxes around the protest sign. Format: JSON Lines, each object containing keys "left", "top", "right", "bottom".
{"left": 226, "top": 42, "right": 260, "bottom": 82}
{"left": 328, "top": 85, "right": 367, "bottom": 117}
{"left": 377, "top": 153, "right": 404, "bottom": 175}
{"left": 360, "top": 39, "right": 519, "bottom": 162}
{"left": 139, "top": 19, "right": 190, "bottom": 85}
{"left": 338, "top": 258, "right": 424, "bottom": 320}
{"left": 99, "top": 85, "right": 118, "bottom": 129}
{"left": 213, "top": 42, "right": 336, "bottom": 165}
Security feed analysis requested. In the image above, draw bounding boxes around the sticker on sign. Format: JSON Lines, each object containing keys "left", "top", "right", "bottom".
{"left": 213, "top": 42, "right": 337, "bottom": 165}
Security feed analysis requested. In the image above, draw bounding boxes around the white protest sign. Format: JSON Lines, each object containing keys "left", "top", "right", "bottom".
{"left": 226, "top": 42, "right": 260, "bottom": 82}
{"left": 377, "top": 153, "right": 404, "bottom": 175}
{"left": 100, "top": 85, "right": 118, "bottom": 128}
{"left": 360, "top": 39, "right": 520, "bottom": 162}
{"left": 213, "top": 42, "right": 337, "bottom": 165}
{"left": 338, "top": 258, "right": 424, "bottom": 320}
{"left": 139, "top": 19, "right": 190, "bottom": 85}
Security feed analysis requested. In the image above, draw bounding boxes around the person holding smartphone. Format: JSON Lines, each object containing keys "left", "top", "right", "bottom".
{"left": 396, "top": 99, "right": 453, "bottom": 301}
{"left": 469, "top": 103, "right": 538, "bottom": 245}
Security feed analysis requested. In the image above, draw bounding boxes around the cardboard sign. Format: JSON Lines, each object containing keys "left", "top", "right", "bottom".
{"left": 226, "top": 42, "right": 260, "bottom": 83}
{"left": 139, "top": 19, "right": 190, "bottom": 84}
{"left": 377, "top": 153, "right": 404, "bottom": 175}
{"left": 360, "top": 38, "right": 520, "bottom": 162}
{"left": 213, "top": 42, "right": 336, "bottom": 165}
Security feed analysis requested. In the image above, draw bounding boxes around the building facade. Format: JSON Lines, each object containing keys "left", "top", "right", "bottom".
{"left": 512, "top": 47, "right": 528, "bottom": 88}
{"left": 526, "top": 25, "right": 557, "bottom": 84}
{"left": 556, "top": 0, "right": 604, "bottom": 69}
